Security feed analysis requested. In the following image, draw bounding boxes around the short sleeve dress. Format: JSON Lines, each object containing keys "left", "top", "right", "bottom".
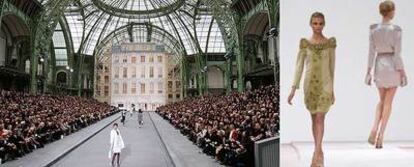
{"left": 292, "top": 37, "right": 336, "bottom": 114}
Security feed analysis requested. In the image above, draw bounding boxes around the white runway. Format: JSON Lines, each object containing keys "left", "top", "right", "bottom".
{"left": 281, "top": 142, "right": 414, "bottom": 167}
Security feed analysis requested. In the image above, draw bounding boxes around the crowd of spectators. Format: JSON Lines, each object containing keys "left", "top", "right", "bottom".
{"left": 157, "top": 85, "right": 278, "bottom": 167}
{"left": 0, "top": 90, "right": 118, "bottom": 164}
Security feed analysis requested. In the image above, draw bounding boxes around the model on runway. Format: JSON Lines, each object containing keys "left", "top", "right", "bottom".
{"left": 288, "top": 12, "right": 336, "bottom": 167}
{"left": 365, "top": 0, "right": 407, "bottom": 149}
{"left": 109, "top": 123, "right": 125, "bottom": 167}
{"left": 137, "top": 109, "right": 144, "bottom": 127}
{"left": 121, "top": 110, "right": 126, "bottom": 126}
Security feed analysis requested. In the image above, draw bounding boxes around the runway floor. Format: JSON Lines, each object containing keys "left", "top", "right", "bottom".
{"left": 4, "top": 112, "right": 222, "bottom": 167}
{"left": 52, "top": 112, "right": 174, "bottom": 167}
{"left": 282, "top": 142, "right": 414, "bottom": 167}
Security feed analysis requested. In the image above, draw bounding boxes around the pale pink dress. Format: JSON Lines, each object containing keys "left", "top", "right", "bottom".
{"left": 368, "top": 23, "right": 404, "bottom": 88}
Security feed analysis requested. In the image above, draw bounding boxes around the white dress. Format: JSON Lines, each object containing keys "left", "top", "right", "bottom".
{"left": 110, "top": 129, "right": 125, "bottom": 153}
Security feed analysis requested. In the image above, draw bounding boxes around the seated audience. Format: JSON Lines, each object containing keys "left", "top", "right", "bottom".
{"left": 0, "top": 90, "right": 118, "bottom": 164}
{"left": 157, "top": 85, "right": 278, "bottom": 167}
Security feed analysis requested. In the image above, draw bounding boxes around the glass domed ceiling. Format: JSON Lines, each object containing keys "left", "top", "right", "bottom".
{"left": 47, "top": 0, "right": 226, "bottom": 57}
{"left": 92, "top": 0, "right": 185, "bottom": 18}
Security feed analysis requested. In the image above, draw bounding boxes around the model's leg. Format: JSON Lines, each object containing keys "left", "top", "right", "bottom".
{"left": 311, "top": 112, "right": 326, "bottom": 165}
{"left": 111, "top": 153, "right": 116, "bottom": 166}
{"left": 117, "top": 153, "right": 121, "bottom": 167}
{"left": 369, "top": 88, "right": 386, "bottom": 144}
{"left": 314, "top": 113, "right": 325, "bottom": 156}
{"left": 376, "top": 87, "right": 397, "bottom": 148}
{"left": 311, "top": 114, "right": 317, "bottom": 150}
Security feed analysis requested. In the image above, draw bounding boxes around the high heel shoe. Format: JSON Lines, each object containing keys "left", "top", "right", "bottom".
{"left": 368, "top": 132, "right": 376, "bottom": 145}
{"left": 375, "top": 136, "right": 383, "bottom": 149}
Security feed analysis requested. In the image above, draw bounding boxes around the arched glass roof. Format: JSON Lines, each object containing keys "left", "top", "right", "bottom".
{"left": 97, "top": 0, "right": 180, "bottom": 10}
{"left": 92, "top": 0, "right": 185, "bottom": 18}
{"left": 53, "top": 0, "right": 226, "bottom": 56}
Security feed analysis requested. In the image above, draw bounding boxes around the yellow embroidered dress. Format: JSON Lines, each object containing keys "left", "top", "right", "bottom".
{"left": 292, "top": 37, "right": 336, "bottom": 113}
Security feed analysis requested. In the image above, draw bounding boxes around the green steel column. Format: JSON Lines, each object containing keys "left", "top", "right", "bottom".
{"left": 267, "top": 0, "right": 279, "bottom": 84}
{"left": 180, "top": 57, "right": 187, "bottom": 99}
{"left": 42, "top": 56, "right": 48, "bottom": 93}
{"left": 197, "top": 73, "right": 202, "bottom": 96}
{"left": 30, "top": 18, "right": 41, "bottom": 94}
{"left": 185, "top": 58, "right": 190, "bottom": 98}
{"left": 78, "top": 74, "right": 83, "bottom": 96}
{"left": 0, "top": 0, "right": 5, "bottom": 31}
{"left": 236, "top": 20, "right": 245, "bottom": 92}
{"left": 201, "top": 56, "right": 207, "bottom": 95}
{"left": 30, "top": 48, "right": 38, "bottom": 94}
{"left": 180, "top": 59, "right": 184, "bottom": 99}
{"left": 72, "top": 53, "right": 80, "bottom": 95}
{"left": 194, "top": 53, "right": 203, "bottom": 96}
{"left": 50, "top": 52, "right": 57, "bottom": 93}
{"left": 68, "top": 63, "right": 73, "bottom": 89}
{"left": 50, "top": 50, "right": 57, "bottom": 86}
{"left": 226, "top": 58, "right": 232, "bottom": 94}
{"left": 198, "top": 70, "right": 202, "bottom": 96}
{"left": 77, "top": 54, "right": 85, "bottom": 96}
{"left": 236, "top": 50, "right": 244, "bottom": 92}
{"left": 203, "top": 54, "right": 208, "bottom": 94}
{"left": 91, "top": 54, "right": 96, "bottom": 97}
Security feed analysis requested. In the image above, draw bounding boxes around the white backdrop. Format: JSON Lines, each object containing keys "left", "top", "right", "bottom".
{"left": 281, "top": 0, "right": 414, "bottom": 143}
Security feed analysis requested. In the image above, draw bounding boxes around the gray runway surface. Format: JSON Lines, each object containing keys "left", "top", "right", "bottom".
{"left": 52, "top": 112, "right": 174, "bottom": 167}
{"left": 148, "top": 112, "right": 222, "bottom": 167}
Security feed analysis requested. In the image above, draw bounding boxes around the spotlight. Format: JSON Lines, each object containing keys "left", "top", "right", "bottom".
{"left": 66, "top": 66, "right": 70, "bottom": 70}
{"left": 267, "top": 27, "right": 278, "bottom": 37}
{"left": 70, "top": 69, "right": 74, "bottom": 73}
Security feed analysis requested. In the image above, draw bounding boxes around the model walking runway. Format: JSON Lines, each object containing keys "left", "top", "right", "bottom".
{"left": 51, "top": 112, "right": 174, "bottom": 167}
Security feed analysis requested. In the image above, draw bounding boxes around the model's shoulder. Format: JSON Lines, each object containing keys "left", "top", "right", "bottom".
{"left": 299, "top": 38, "right": 309, "bottom": 49}
{"left": 393, "top": 24, "right": 402, "bottom": 31}
{"left": 370, "top": 23, "right": 379, "bottom": 30}
{"left": 328, "top": 37, "right": 336, "bottom": 43}
{"left": 327, "top": 37, "right": 336, "bottom": 48}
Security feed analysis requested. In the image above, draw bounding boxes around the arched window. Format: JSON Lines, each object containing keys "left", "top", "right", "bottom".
{"left": 53, "top": 23, "right": 68, "bottom": 66}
